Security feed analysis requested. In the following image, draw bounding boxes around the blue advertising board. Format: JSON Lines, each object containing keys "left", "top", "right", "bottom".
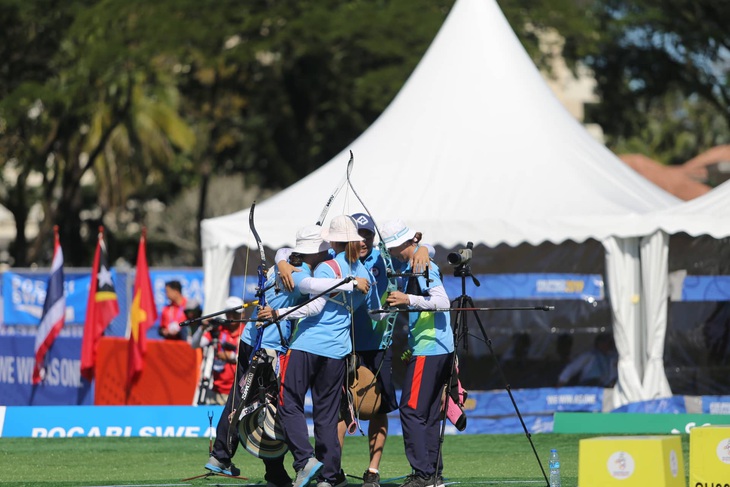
{"left": 0, "top": 332, "right": 92, "bottom": 405}
{"left": 678, "top": 275, "right": 730, "bottom": 301}
{"left": 0, "top": 387, "right": 608, "bottom": 437}
{"left": 231, "top": 273, "right": 605, "bottom": 302}
{"left": 2, "top": 271, "right": 97, "bottom": 325}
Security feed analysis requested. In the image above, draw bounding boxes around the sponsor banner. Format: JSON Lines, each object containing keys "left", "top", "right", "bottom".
{"left": 232, "top": 274, "right": 604, "bottom": 302}
{"left": 703, "top": 396, "right": 730, "bottom": 415}
{"left": 0, "top": 335, "right": 92, "bottom": 405}
{"left": 443, "top": 273, "right": 604, "bottom": 301}
{"left": 464, "top": 387, "right": 604, "bottom": 416}
{"left": 677, "top": 275, "right": 730, "bottom": 301}
{"left": 611, "top": 396, "right": 686, "bottom": 414}
{"left": 2, "top": 269, "right": 204, "bottom": 328}
{"left": 0, "top": 404, "right": 552, "bottom": 438}
{"left": 554, "top": 412, "right": 730, "bottom": 434}
{"left": 3, "top": 271, "right": 100, "bottom": 325}
{"left": 0, "top": 405, "right": 223, "bottom": 438}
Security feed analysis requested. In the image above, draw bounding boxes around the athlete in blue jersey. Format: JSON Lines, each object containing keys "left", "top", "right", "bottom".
{"left": 205, "top": 225, "right": 330, "bottom": 487}
{"left": 258, "top": 215, "right": 382, "bottom": 487}
{"left": 342, "top": 213, "right": 432, "bottom": 487}
{"left": 381, "top": 220, "right": 453, "bottom": 487}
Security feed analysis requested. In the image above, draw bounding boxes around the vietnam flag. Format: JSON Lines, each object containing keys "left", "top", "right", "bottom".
{"left": 80, "top": 227, "right": 119, "bottom": 381}
{"left": 127, "top": 229, "right": 157, "bottom": 388}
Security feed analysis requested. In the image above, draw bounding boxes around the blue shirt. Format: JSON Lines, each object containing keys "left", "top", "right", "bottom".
{"left": 354, "top": 247, "right": 392, "bottom": 351}
{"left": 404, "top": 260, "right": 454, "bottom": 356}
{"left": 290, "top": 251, "right": 379, "bottom": 359}
{"left": 242, "top": 262, "right": 313, "bottom": 352}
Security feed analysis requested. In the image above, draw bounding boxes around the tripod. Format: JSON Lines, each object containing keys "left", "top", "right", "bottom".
{"left": 435, "top": 261, "right": 550, "bottom": 487}
{"left": 194, "top": 331, "right": 218, "bottom": 405}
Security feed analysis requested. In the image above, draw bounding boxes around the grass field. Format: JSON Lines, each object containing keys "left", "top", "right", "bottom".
{"left": 0, "top": 433, "right": 691, "bottom": 487}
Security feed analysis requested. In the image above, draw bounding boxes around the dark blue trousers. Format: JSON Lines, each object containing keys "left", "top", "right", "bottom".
{"left": 278, "top": 349, "right": 345, "bottom": 483}
{"left": 212, "top": 342, "right": 289, "bottom": 484}
{"left": 399, "top": 353, "right": 452, "bottom": 478}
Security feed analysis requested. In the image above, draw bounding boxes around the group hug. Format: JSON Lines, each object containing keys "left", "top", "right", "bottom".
{"left": 203, "top": 214, "right": 455, "bottom": 487}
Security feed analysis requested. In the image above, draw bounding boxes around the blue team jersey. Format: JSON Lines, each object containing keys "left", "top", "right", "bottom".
{"left": 290, "top": 251, "right": 379, "bottom": 359}
{"left": 404, "top": 259, "right": 454, "bottom": 356}
{"left": 354, "top": 248, "right": 391, "bottom": 351}
{"left": 242, "top": 262, "right": 313, "bottom": 352}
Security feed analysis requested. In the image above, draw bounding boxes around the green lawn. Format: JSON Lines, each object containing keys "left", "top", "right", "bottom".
{"left": 0, "top": 434, "right": 690, "bottom": 486}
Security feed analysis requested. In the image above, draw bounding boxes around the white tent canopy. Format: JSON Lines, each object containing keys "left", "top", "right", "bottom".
{"left": 202, "top": 0, "right": 681, "bottom": 405}
{"left": 649, "top": 179, "right": 730, "bottom": 237}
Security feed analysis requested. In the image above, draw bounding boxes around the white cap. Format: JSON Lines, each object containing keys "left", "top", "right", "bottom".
{"left": 380, "top": 219, "right": 414, "bottom": 248}
{"left": 293, "top": 225, "right": 330, "bottom": 254}
{"left": 225, "top": 296, "right": 244, "bottom": 309}
{"left": 321, "top": 215, "right": 364, "bottom": 243}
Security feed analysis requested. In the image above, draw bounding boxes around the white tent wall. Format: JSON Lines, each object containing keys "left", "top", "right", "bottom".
{"left": 603, "top": 237, "right": 647, "bottom": 407}
{"left": 201, "top": 0, "right": 681, "bottom": 406}
{"left": 639, "top": 180, "right": 730, "bottom": 398}
{"left": 640, "top": 230, "right": 672, "bottom": 399}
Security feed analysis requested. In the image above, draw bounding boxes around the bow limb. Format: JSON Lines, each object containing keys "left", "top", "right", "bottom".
{"left": 248, "top": 201, "right": 269, "bottom": 309}
{"left": 316, "top": 152, "right": 354, "bottom": 226}
{"left": 344, "top": 150, "right": 399, "bottom": 350}
{"left": 248, "top": 202, "right": 286, "bottom": 350}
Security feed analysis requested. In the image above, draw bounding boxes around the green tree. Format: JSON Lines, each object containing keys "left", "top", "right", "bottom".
{"left": 500, "top": 0, "right": 729, "bottom": 167}
{"left": 0, "top": 0, "right": 196, "bottom": 266}
{"left": 580, "top": 1, "right": 725, "bottom": 158}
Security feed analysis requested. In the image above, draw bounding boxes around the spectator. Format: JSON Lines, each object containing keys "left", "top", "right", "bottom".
{"left": 499, "top": 332, "right": 541, "bottom": 389}
{"left": 159, "top": 280, "right": 188, "bottom": 340}
{"left": 191, "top": 296, "right": 243, "bottom": 405}
{"left": 558, "top": 332, "right": 618, "bottom": 387}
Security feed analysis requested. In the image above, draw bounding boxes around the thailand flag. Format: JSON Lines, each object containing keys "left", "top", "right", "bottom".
{"left": 33, "top": 228, "right": 66, "bottom": 384}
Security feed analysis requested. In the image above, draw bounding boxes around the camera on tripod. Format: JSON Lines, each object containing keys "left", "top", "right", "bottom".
{"left": 207, "top": 316, "right": 228, "bottom": 339}
{"left": 447, "top": 241, "right": 474, "bottom": 266}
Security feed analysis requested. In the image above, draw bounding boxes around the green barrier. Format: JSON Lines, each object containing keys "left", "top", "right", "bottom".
{"left": 553, "top": 412, "right": 730, "bottom": 434}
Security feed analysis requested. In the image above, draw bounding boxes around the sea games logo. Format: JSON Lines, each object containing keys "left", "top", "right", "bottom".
{"left": 668, "top": 449, "right": 679, "bottom": 477}
{"left": 718, "top": 438, "right": 730, "bottom": 465}
{"left": 607, "top": 451, "right": 635, "bottom": 479}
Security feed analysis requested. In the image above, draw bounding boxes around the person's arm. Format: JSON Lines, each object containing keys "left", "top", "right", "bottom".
{"left": 217, "top": 338, "right": 238, "bottom": 363}
{"left": 190, "top": 324, "right": 206, "bottom": 348}
{"left": 274, "top": 247, "right": 293, "bottom": 264}
{"left": 407, "top": 284, "right": 450, "bottom": 309}
{"left": 410, "top": 244, "right": 434, "bottom": 274}
{"left": 387, "top": 285, "right": 450, "bottom": 310}
{"left": 298, "top": 276, "right": 355, "bottom": 294}
{"left": 275, "top": 248, "right": 299, "bottom": 292}
{"left": 298, "top": 276, "right": 371, "bottom": 294}
{"left": 256, "top": 296, "right": 328, "bottom": 322}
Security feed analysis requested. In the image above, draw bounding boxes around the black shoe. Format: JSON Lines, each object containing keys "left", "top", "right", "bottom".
{"left": 424, "top": 475, "right": 444, "bottom": 487}
{"left": 362, "top": 470, "right": 380, "bottom": 487}
{"left": 333, "top": 469, "right": 348, "bottom": 487}
{"left": 398, "top": 474, "right": 426, "bottom": 487}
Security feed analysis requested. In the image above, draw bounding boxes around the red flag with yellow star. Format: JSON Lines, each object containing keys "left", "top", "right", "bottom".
{"left": 127, "top": 229, "right": 157, "bottom": 388}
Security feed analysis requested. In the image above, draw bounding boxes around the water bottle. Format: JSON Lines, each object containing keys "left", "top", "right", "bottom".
{"left": 548, "top": 448, "right": 561, "bottom": 487}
